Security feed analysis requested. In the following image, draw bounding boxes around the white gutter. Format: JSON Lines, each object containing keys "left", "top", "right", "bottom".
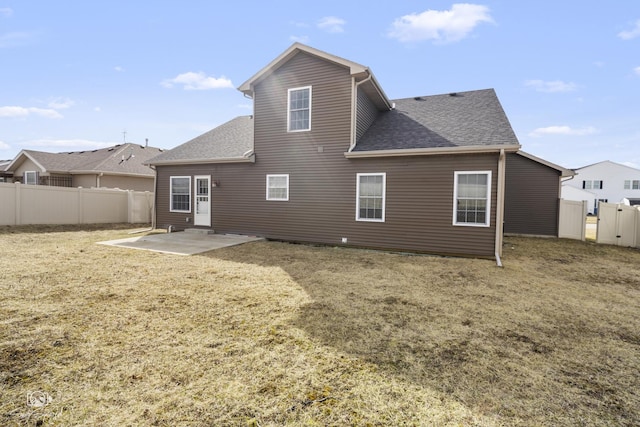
{"left": 345, "top": 144, "right": 521, "bottom": 159}
{"left": 495, "top": 148, "right": 506, "bottom": 267}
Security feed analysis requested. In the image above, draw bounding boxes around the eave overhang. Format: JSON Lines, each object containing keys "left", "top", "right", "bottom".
{"left": 146, "top": 152, "right": 256, "bottom": 167}
{"left": 344, "top": 144, "right": 522, "bottom": 159}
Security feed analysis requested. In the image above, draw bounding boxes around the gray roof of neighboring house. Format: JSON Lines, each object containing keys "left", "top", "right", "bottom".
{"left": 8, "top": 143, "right": 163, "bottom": 176}
{"left": 147, "top": 116, "right": 254, "bottom": 165}
{"left": 353, "top": 89, "right": 520, "bottom": 151}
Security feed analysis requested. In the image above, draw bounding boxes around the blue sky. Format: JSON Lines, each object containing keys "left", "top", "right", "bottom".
{"left": 1, "top": 1, "right": 639, "bottom": 169}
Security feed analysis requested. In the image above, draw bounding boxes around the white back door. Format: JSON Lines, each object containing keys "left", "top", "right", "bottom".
{"left": 194, "top": 175, "right": 211, "bottom": 227}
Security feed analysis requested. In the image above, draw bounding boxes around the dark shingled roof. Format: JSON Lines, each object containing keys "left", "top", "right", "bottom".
{"left": 147, "top": 116, "right": 254, "bottom": 164}
{"left": 354, "top": 89, "right": 520, "bottom": 151}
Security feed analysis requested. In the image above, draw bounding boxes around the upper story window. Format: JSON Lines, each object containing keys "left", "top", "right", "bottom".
{"left": 453, "top": 171, "right": 491, "bottom": 227}
{"left": 170, "top": 176, "right": 191, "bottom": 212}
{"left": 356, "top": 173, "right": 386, "bottom": 222}
{"left": 288, "top": 86, "right": 311, "bottom": 132}
{"left": 583, "top": 180, "right": 603, "bottom": 190}
{"left": 624, "top": 180, "right": 640, "bottom": 190}
{"left": 266, "top": 174, "right": 289, "bottom": 201}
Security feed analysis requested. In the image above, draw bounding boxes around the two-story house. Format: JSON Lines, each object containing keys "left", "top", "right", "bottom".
{"left": 562, "top": 160, "right": 640, "bottom": 214}
{"left": 147, "top": 43, "right": 572, "bottom": 261}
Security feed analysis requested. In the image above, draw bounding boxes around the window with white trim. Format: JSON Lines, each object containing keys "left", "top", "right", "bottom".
{"left": 624, "top": 180, "right": 640, "bottom": 190}
{"left": 170, "top": 176, "right": 191, "bottom": 212}
{"left": 453, "top": 171, "right": 491, "bottom": 227}
{"left": 288, "top": 86, "right": 311, "bottom": 132}
{"left": 356, "top": 173, "right": 386, "bottom": 222}
{"left": 24, "top": 171, "right": 38, "bottom": 185}
{"left": 266, "top": 174, "right": 289, "bottom": 201}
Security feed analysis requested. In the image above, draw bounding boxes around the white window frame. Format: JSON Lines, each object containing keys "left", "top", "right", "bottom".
{"left": 356, "top": 173, "right": 386, "bottom": 222}
{"left": 624, "top": 180, "right": 630, "bottom": 190}
{"left": 170, "top": 176, "right": 191, "bottom": 213}
{"left": 266, "top": 174, "right": 289, "bottom": 201}
{"left": 24, "top": 171, "right": 37, "bottom": 185}
{"left": 453, "top": 171, "right": 491, "bottom": 227}
{"left": 287, "top": 86, "right": 312, "bottom": 132}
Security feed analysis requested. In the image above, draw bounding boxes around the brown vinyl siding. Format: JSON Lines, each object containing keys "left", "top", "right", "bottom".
{"left": 504, "top": 153, "right": 560, "bottom": 236}
{"left": 356, "top": 88, "right": 379, "bottom": 141}
{"left": 156, "top": 153, "right": 498, "bottom": 258}
{"left": 155, "top": 51, "right": 499, "bottom": 258}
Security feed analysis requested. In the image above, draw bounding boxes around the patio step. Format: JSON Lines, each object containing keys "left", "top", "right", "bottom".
{"left": 184, "top": 228, "right": 215, "bottom": 235}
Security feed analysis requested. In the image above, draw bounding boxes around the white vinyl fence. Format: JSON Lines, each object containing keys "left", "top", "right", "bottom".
{"left": 558, "top": 199, "right": 587, "bottom": 241}
{"left": 596, "top": 202, "right": 640, "bottom": 248}
{"left": 0, "top": 182, "right": 153, "bottom": 226}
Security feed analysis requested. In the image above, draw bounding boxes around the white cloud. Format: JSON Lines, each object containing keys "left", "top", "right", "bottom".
{"left": 0, "top": 31, "right": 33, "bottom": 48}
{"left": 94, "top": 106, "right": 102, "bottom": 112}
{"left": 161, "top": 72, "right": 233, "bottom": 90}
{"left": 529, "top": 126, "right": 597, "bottom": 137}
{"left": 47, "top": 97, "right": 75, "bottom": 110}
{"left": 236, "top": 104, "right": 253, "bottom": 110}
{"left": 0, "top": 140, "right": 10, "bottom": 150}
{"left": 317, "top": 16, "right": 346, "bottom": 33}
{"left": 0, "top": 106, "right": 63, "bottom": 119}
{"left": 634, "top": 66, "right": 640, "bottom": 76}
{"left": 525, "top": 79, "right": 577, "bottom": 93}
{"left": 618, "top": 20, "right": 640, "bottom": 40}
{"left": 0, "top": 7, "right": 13, "bottom": 17}
{"left": 114, "top": 66, "right": 124, "bottom": 72}
{"left": 289, "top": 35, "right": 310, "bottom": 43}
{"left": 388, "top": 3, "right": 493, "bottom": 43}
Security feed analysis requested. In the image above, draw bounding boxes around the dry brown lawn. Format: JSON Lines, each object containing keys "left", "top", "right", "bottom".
{"left": 1, "top": 225, "right": 639, "bottom": 426}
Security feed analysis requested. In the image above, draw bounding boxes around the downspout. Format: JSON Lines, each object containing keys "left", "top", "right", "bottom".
{"left": 495, "top": 149, "right": 506, "bottom": 267}
{"left": 349, "top": 74, "right": 373, "bottom": 151}
{"left": 151, "top": 165, "right": 157, "bottom": 230}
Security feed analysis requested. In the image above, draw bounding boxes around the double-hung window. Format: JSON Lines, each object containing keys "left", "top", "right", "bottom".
{"left": 356, "top": 173, "right": 386, "bottom": 222}
{"left": 453, "top": 171, "right": 491, "bottom": 227}
{"left": 624, "top": 180, "right": 640, "bottom": 190}
{"left": 288, "top": 86, "right": 311, "bottom": 132}
{"left": 266, "top": 174, "right": 289, "bottom": 201}
{"left": 170, "top": 176, "right": 191, "bottom": 212}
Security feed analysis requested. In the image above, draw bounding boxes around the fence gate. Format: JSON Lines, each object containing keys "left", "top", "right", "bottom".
{"left": 596, "top": 202, "right": 639, "bottom": 247}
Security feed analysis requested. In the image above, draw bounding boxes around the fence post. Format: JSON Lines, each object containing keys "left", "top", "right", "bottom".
{"left": 15, "top": 182, "right": 21, "bottom": 226}
{"left": 78, "top": 187, "right": 83, "bottom": 224}
{"left": 127, "top": 190, "right": 134, "bottom": 224}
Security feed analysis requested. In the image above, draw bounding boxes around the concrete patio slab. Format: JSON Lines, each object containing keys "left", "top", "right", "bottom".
{"left": 98, "top": 231, "right": 263, "bottom": 255}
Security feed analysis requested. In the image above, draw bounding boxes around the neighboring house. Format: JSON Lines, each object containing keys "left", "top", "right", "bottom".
{"left": 561, "top": 185, "right": 597, "bottom": 214}
{"left": 0, "top": 160, "right": 12, "bottom": 182}
{"left": 562, "top": 160, "right": 640, "bottom": 214}
{"left": 148, "top": 43, "right": 571, "bottom": 260}
{"left": 5, "top": 143, "right": 163, "bottom": 191}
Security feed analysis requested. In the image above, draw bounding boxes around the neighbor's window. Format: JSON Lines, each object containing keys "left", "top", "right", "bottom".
{"left": 583, "top": 180, "right": 603, "bottom": 190}
{"left": 356, "top": 173, "right": 386, "bottom": 222}
{"left": 170, "top": 176, "right": 191, "bottom": 212}
{"left": 453, "top": 171, "right": 491, "bottom": 227}
{"left": 24, "top": 171, "right": 37, "bottom": 185}
{"left": 266, "top": 174, "right": 289, "bottom": 201}
{"left": 288, "top": 86, "right": 311, "bottom": 132}
{"left": 624, "top": 180, "right": 640, "bottom": 190}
